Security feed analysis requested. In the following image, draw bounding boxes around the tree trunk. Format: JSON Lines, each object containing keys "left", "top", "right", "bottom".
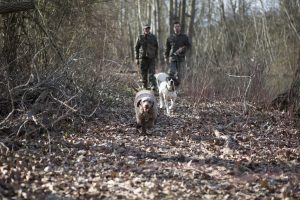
{"left": 128, "top": 23, "right": 134, "bottom": 62}
{"left": 137, "top": 0, "right": 143, "bottom": 32}
{"left": 174, "top": 0, "right": 178, "bottom": 18}
{"left": 186, "top": 0, "right": 195, "bottom": 68}
{"left": 172, "top": 0, "right": 180, "bottom": 24}
{"left": 153, "top": 0, "right": 157, "bottom": 34}
{"left": 169, "top": 0, "right": 173, "bottom": 34}
{"left": 188, "top": 0, "right": 196, "bottom": 45}
{"left": 147, "top": 0, "right": 151, "bottom": 26}
{"left": 238, "top": 0, "right": 245, "bottom": 21}
{"left": 125, "top": 3, "right": 134, "bottom": 62}
{"left": 156, "top": 0, "right": 164, "bottom": 66}
{"left": 2, "top": 14, "right": 18, "bottom": 77}
{"left": 0, "top": 0, "right": 35, "bottom": 14}
{"left": 180, "top": 0, "right": 186, "bottom": 32}
{"left": 229, "top": 0, "right": 237, "bottom": 21}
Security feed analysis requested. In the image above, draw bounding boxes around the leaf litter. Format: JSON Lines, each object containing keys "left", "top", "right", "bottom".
{"left": 0, "top": 74, "right": 299, "bottom": 200}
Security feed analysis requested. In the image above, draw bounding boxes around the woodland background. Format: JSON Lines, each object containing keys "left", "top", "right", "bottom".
{"left": 0, "top": 0, "right": 299, "bottom": 199}
{"left": 1, "top": 0, "right": 300, "bottom": 117}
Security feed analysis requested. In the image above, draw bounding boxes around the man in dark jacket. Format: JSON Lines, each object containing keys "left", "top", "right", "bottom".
{"left": 135, "top": 24, "right": 158, "bottom": 91}
{"left": 165, "top": 21, "right": 191, "bottom": 86}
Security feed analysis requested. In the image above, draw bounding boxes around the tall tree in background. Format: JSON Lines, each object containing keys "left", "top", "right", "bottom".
{"left": 180, "top": 0, "right": 186, "bottom": 32}
{"left": 156, "top": 0, "right": 164, "bottom": 64}
{"left": 2, "top": 14, "right": 18, "bottom": 76}
{"left": 186, "top": 0, "right": 196, "bottom": 68}
{"left": 1, "top": 0, "right": 34, "bottom": 81}
{"left": 174, "top": 0, "right": 178, "bottom": 18}
{"left": 125, "top": 2, "right": 134, "bottom": 62}
{"left": 2, "top": 0, "right": 300, "bottom": 113}
{"left": 169, "top": 0, "right": 173, "bottom": 34}
{"left": 188, "top": 0, "right": 196, "bottom": 41}
{"left": 153, "top": 0, "right": 157, "bottom": 35}
{"left": 137, "top": 0, "right": 143, "bottom": 32}
{"left": 147, "top": 0, "right": 151, "bottom": 26}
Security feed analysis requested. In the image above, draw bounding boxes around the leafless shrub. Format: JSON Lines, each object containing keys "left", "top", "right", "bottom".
{"left": 0, "top": 1, "right": 132, "bottom": 141}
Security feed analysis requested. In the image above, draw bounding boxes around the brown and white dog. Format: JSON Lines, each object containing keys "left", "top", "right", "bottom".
{"left": 156, "top": 73, "right": 177, "bottom": 116}
{"left": 134, "top": 90, "right": 158, "bottom": 134}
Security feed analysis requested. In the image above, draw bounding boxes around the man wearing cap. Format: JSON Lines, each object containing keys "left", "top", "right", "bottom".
{"left": 165, "top": 21, "right": 191, "bottom": 87}
{"left": 135, "top": 24, "right": 158, "bottom": 91}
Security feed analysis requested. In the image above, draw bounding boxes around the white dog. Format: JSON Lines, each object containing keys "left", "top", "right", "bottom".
{"left": 155, "top": 72, "right": 169, "bottom": 86}
{"left": 156, "top": 73, "right": 177, "bottom": 116}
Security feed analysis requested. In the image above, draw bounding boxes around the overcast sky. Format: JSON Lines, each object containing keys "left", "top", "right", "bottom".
{"left": 223, "top": 0, "right": 279, "bottom": 12}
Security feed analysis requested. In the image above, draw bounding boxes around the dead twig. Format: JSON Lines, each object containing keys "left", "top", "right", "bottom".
{"left": 226, "top": 73, "right": 253, "bottom": 114}
{"left": 0, "top": 142, "right": 9, "bottom": 155}
{"left": 50, "top": 93, "right": 78, "bottom": 112}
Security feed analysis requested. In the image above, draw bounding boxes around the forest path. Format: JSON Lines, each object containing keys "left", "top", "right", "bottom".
{"left": 0, "top": 71, "right": 299, "bottom": 199}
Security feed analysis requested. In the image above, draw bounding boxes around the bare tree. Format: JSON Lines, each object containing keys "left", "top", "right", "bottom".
{"left": 169, "top": 0, "right": 173, "bottom": 34}
{"left": 156, "top": 0, "right": 164, "bottom": 64}
{"left": 147, "top": 0, "right": 151, "bottom": 26}
{"left": 174, "top": 0, "right": 178, "bottom": 18}
{"left": 188, "top": 0, "right": 196, "bottom": 47}
{"left": 1, "top": 14, "right": 18, "bottom": 75}
{"left": 125, "top": 2, "right": 134, "bottom": 62}
{"left": 185, "top": 0, "right": 196, "bottom": 69}
{"left": 137, "top": 0, "right": 143, "bottom": 31}
{"left": 180, "top": 0, "right": 186, "bottom": 32}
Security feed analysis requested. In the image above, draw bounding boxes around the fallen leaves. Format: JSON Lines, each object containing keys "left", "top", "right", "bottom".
{"left": 0, "top": 90, "right": 300, "bottom": 199}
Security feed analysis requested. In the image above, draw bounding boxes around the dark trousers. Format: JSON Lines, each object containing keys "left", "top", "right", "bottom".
{"left": 168, "top": 60, "right": 186, "bottom": 86}
{"left": 140, "top": 58, "right": 157, "bottom": 89}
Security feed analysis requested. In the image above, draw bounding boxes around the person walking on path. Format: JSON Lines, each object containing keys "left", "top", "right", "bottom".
{"left": 165, "top": 21, "right": 191, "bottom": 87}
{"left": 135, "top": 24, "right": 159, "bottom": 92}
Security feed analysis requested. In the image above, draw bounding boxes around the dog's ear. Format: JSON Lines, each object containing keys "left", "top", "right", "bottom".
{"left": 149, "top": 100, "right": 154, "bottom": 108}
{"left": 137, "top": 99, "right": 141, "bottom": 107}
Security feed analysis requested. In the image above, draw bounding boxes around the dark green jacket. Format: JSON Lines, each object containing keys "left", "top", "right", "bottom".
{"left": 135, "top": 33, "right": 158, "bottom": 59}
{"left": 165, "top": 33, "right": 191, "bottom": 61}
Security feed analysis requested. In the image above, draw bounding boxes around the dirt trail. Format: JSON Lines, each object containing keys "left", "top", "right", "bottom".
{"left": 0, "top": 73, "right": 299, "bottom": 199}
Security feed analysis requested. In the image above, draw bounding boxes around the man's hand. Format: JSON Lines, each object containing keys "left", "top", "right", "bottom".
{"left": 175, "top": 47, "right": 185, "bottom": 55}
{"left": 165, "top": 57, "right": 169, "bottom": 64}
{"left": 136, "top": 59, "right": 140, "bottom": 65}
